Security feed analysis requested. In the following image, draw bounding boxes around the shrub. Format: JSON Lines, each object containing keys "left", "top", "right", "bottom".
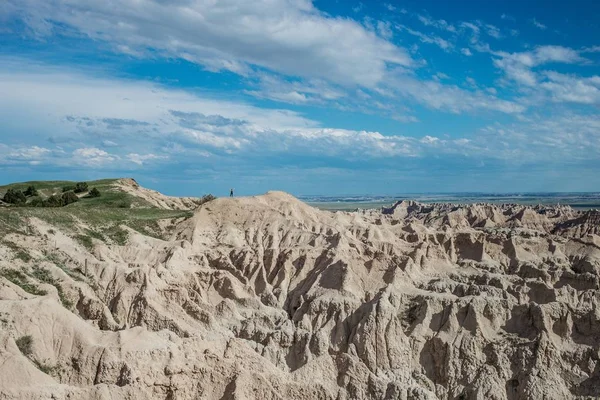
{"left": 28, "top": 196, "right": 44, "bottom": 207}
{"left": 24, "top": 185, "right": 38, "bottom": 197}
{"left": 74, "top": 182, "right": 88, "bottom": 193}
{"left": 15, "top": 335, "right": 33, "bottom": 356}
{"left": 62, "top": 185, "right": 75, "bottom": 193}
{"left": 0, "top": 269, "right": 47, "bottom": 296}
{"left": 61, "top": 191, "right": 79, "bottom": 206}
{"left": 76, "top": 234, "right": 94, "bottom": 251}
{"left": 88, "top": 187, "right": 101, "bottom": 198}
{"left": 3, "top": 189, "right": 26, "bottom": 205}
{"left": 44, "top": 195, "right": 63, "bottom": 208}
{"left": 200, "top": 194, "right": 216, "bottom": 204}
{"left": 33, "top": 360, "right": 56, "bottom": 375}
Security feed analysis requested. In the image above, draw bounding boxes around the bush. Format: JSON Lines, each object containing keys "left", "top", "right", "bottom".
{"left": 24, "top": 186, "right": 38, "bottom": 197}
{"left": 88, "top": 187, "right": 101, "bottom": 198}
{"left": 3, "top": 189, "right": 26, "bottom": 205}
{"left": 74, "top": 182, "right": 88, "bottom": 193}
{"left": 61, "top": 191, "right": 79, "bottom": 206}
{"left": 200, "top": 194, "right": 216, "bottom": 204}
{"left": 62, "top": 185, "right": 75, "bottom": 193}
{"left": 0, "top": 269, "right": 47, "bottom": 296}
{"left": 15, "top": 335, "right": 33, "bottom": 356}
{"left": 28, "top": 196, "right": 44, "bottom": 207}
{"left": 44, "top": 195, "right": 63, "bottom": 208}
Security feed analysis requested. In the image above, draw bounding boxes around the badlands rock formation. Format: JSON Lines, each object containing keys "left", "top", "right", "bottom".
{"left": 1, "top": 191, "right": 599, "bottom": 399}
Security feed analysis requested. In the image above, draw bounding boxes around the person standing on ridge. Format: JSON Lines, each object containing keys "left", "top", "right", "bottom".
{"left": 230, "top": 188, "right": 234, "bottom": 197}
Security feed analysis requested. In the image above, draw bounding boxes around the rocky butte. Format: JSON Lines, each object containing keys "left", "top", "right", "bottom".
{"left": 0, "top": 179, "right": 599, "bottom": 399}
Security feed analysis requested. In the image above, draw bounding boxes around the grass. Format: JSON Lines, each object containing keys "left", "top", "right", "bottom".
{"left": 0, "top": 269, "right": 47, "bottom": 296}
{"left": 30, "top": 266, "right": 73, "bottom": 309}
{"left": 1, "top": 240, "right": 33, "bottom": 262}
{"left": 75, "top": 234, "right": 94, "bottom": 251}
{"left": 46, "top": 253, "right": 85, "bottom": 282}
{"left": 105, "top": 225, "right": 129, "bottom": 245}
{"left": 33, "top": 360, "right": 56, "bottom": 375}
{"left": 0, "top": 179, "right": 118, "bottom": 198}
{"left": 1, "top": 178, "right": 194, "bottom": 239}
{"left": 15, "top": 335, "right": 33, "bottom": 356}
{"left": 14, "top": 335, "right": 56, "bottom": 375}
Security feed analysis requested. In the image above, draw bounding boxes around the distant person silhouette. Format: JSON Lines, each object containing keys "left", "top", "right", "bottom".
{"left": 230, "top": 188, "right": 234, "bottom": 197}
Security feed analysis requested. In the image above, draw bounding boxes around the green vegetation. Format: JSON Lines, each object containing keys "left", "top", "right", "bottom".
{"left": 0, "top": 178, "right": 204, "bottom": 242}
{"left": 3, "top": 188, "right": 26, "bottom": 205}
{"left": 30, "top": 266, "right": 73, "bottom": 308}
{"left": 75, "top": 234, "right": 94, "bottom": 251}
{"left": 106, "top": 225, "right": 129, "bottom": 245}
{"left": 74, "top": 182, "right": 89, "bottom": 193}
{"left": 46, "top": 253, "right": 85, "bottom": 282}
{"left": 15, "top": 335, "right": 57, "bottom": 375}
{"left": 24, "top": 185, "right": 38, "bottom": 197}
{"left": 2, "top": 241, "right": 32, "bottom": 262}
{"left": 15, "top": 335, "right": 33, "bottom": 356}
{"left": 61, "top": 191, "right": 79, "bottom": 206}
{"left": 33, "top": 360, "right": 56, "bottom": 375}
{"left": 15, "top": 250, "right": 32, "bottom": 262}
{"left": 0, "top": 269, "right": 47, "bottom": 295}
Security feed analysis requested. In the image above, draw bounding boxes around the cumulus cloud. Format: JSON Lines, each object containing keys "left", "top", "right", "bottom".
{"left": 73, "top": 147, "right": 116, "bottom": 166}
{"left": 0, "top": 59, "right": 532, "bottom": 173}
{"left": 1, "top": 0, "right": 412, "bottom": 88}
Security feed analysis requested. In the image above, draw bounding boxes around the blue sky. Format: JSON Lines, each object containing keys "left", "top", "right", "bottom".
{"left": 1, "top": 0, "right": 599, "bottom": 196}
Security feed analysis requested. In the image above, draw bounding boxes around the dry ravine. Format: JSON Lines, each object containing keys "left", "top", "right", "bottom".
{"left": 0, "top": 186, "right": 599, "bottom": 399}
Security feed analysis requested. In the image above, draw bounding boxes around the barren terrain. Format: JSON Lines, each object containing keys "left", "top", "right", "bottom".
{"left": 1, "top": 181, "right": 599, "bottom": 399}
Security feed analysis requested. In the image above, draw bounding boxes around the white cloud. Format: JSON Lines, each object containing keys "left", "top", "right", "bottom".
{"left": 2, "top": 0, "right": 412, "bottom": 88}
{"left": 485, "top": 24, "right": 502, "bottom": 39}
{"left": 73, "top": 147, "right": 116, "bottom": 166}
{"left": 461, "top": 48, "right": 473, "bottom": 56}
{"left": 492, "top": 45, "right": 587, "bottom": 87}
{"left": 396, "top": 25, "right": 454, "bottom": 52}
{"left": 8, "top": 146, "right": 51, "bottom": 161}
{"left": 127, "top": 153, "right": 168, "bottom": 165}
{"left": 386, "top": 72, "right": 525, "bottom": 114}
{"left": 420, "top": 135, "right": 440, "bottom": 144}
{"left": 539, "top": 71, "right": 600, "bottom": 104}
{"left": 531, "top": 18, "right": 547, "bottom": 30}
{"left": 416, "top": 14, "right": 456, "bottom": 33}
{"left": 377, "top": 20, "right": 393, "bottom": 39}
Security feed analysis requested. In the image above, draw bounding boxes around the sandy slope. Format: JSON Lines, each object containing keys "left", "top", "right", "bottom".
{"left": 1, "top": 191, "right": 599, "bottom": 399}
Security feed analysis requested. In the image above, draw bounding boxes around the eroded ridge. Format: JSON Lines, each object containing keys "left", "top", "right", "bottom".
{"left": 1, "top": 192, "right": 599, "bottom": 399}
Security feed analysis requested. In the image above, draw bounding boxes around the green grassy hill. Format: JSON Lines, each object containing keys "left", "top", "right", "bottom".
{"left": 0, "top": 178, "right": 195, "bottom": 242}
{"left": 0, "top": 178, "right": 154, "bottom": 209}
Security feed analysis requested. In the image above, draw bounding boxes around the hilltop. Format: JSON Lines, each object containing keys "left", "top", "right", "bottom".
{"left": 0, "top": 178, "right": 211, "bottom": 210}
{"left": 0, "top": 186, "right": 599, "bottom": 399}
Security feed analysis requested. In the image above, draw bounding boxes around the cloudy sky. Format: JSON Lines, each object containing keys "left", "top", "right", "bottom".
{"left": 1, "top": 0, "right": 599, "bottom": 196}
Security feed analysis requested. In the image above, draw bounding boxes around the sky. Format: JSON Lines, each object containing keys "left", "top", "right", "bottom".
{"left": 1, "top": 0, "right": 599, "bottom": 196}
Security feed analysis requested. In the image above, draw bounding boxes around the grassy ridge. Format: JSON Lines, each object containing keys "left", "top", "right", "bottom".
{"left": 0, "top": 178, "right": 194, "bottom": 240}
{"left": 0, "top": 178, "right": 155, "bottom": 209}
{"left": 0, "top": 179, "right": 118, "bottom": 197}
